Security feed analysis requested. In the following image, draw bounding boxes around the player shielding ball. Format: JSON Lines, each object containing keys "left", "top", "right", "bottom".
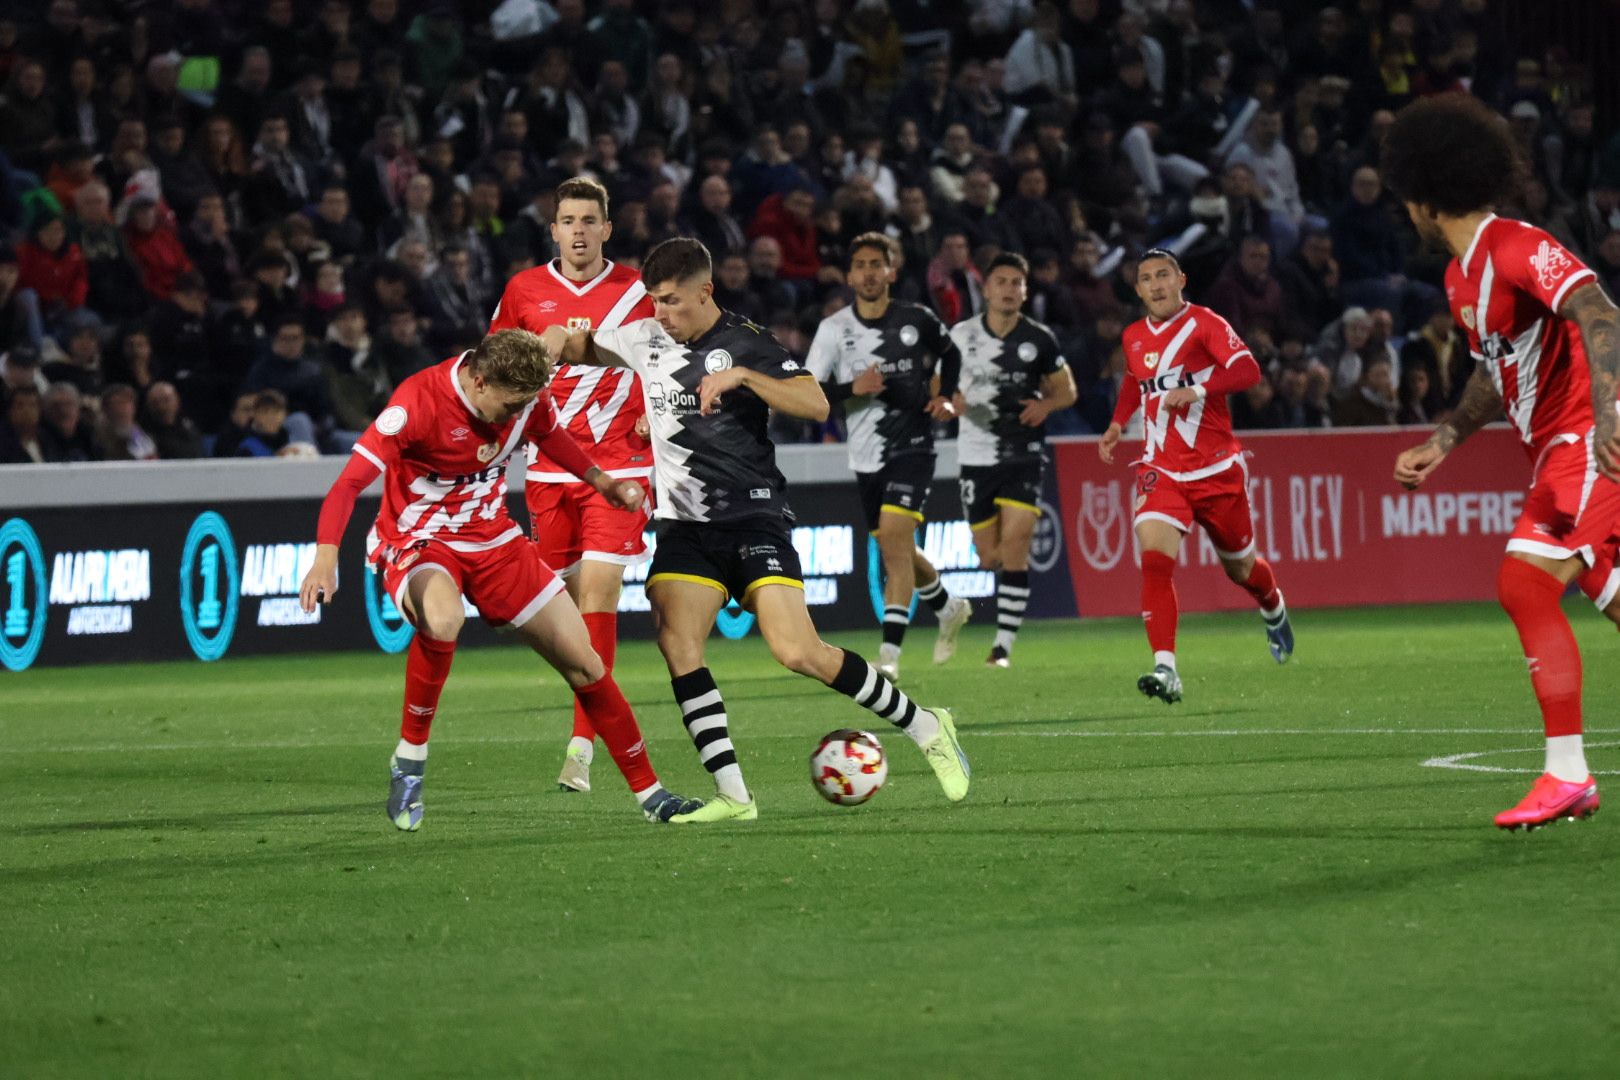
{"left": 806, "top": 234, "right": 971, "bottom": 684}
{"left": 488, "top": 176, "right": 656, "bottom": 795}
{"left": 951, "top": 252, "right": 1077, "bottom": 667}
{"left": 1384, "top": 95, "right": 1620, "bottom": 830}
{"left": 1100, "top": 249, "right": 1295, "bottom": 703}
{"left": 543, "top": 238, "right": 971, "bottom": 822}
{"left": 297, "top": 330, "right": 701, "bottom": 829}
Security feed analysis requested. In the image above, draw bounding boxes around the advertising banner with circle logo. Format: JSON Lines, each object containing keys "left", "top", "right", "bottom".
{"left": 179, "top": 511, "right": 240, "bottom": 661}
{"left": 0, "top": 518, "right": 49, "bottom": 672}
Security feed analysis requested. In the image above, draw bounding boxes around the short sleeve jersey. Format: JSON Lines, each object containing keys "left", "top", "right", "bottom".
{"left": 1444, "top": 215, "right": 1601, "bottom": 461}
{"left": 594, "top": 312, "right": 808, "bottom": 524}
{"left": 1120, "top": 302, "right": 1253, "bottom": 480}
{"left": 488, "top": 259, "right": 655, "bottom": 479}
{"left": 806, "top": 300, "right": 956, "bottom": 473}
{"left": 353, "top": 354, "right": 559, "bottom": 553}
{"left": 952, "top": 313, "right": 1067, "bottom": 467}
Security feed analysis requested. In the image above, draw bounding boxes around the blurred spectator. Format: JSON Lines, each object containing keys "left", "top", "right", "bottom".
{"left": 1274, "top": 363, "right": 1332, "bottom": 429}
{"left": 748, "top": 187, "right": 825, "bottom": 290}
{"left": 150, "top": 114, "right": 214, "bottom": 220}
{"left": 0, "top": 384, "right": 45, "bottom": 464}
{"left": 423, "top": 244, "right": 491, "bottom": 353}
{"left": 1276, "top": 227, "right": 1342, "bottom": 342}
{"left": 234, "top": 388, "right": 293, "bottom": 457}
{"left": 243, "top": 114, "right": 316, "bottom": 224}
{"left": 123, "top": 196, "right": 196, "bottom": 302}
{"left": 1331, "top": 354, "right": 1399, "bottom": 428}
{"left": 312, "top": 184, "right": 366, "bottom": 264}
{"left": 43, "top": 323, "right": 105, "bottom": 397}
{"left": 94, "top": 383, "right": 158, "bottom": 461}
{"left": 16, "top": 213, "right": 87, "bottom": 329}
{"left": 71, "top": 182, "right": 147, "bottom": 321}
{"left": 1206, "top": 235, "right": 1284, "bottom": 341}
{"left": 324, "top": 304, "right": 391, "bottom": 433}
{"left": 684, "top": 175, "right": 748, "bottom": 259}
{"left": 244, "top": 317, "right": 334, "bottom": 442}
{"left": 1003, "top": 3, "right": 1077, "bottom": 110}
{"left": 372, "top": 306, "right": 436, "bottom": 386}
{"left": 713, "top": 250, "right": 766, "bottom": 323}
{"left": 1397, "top": 364, "right": 1445, "bottom": 426}
{"left": 182, "top": 194, "right": 242, "bottom": 300}
{"left": 211, "top": 391, "right": 259, "bottom": 458}
{"left": 39, "top": 382, "right": 98, "bottom": 462}
{"left": 927, "top": 230, "right": 983, "bottom": 323}
{"left": 109, "top": 324, "right": 159, "bottom": 394}
{"left": 1026, "top": 248, "right": 1082, "bottom": 333}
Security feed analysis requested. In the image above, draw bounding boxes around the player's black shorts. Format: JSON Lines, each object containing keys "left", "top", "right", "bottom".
{"left": 647, "top": 518, "right": 803, "bottom": 605}
{"left": 960, "top": 457, "right": 1044, "bottom": 529}
{"left": 856, "top": 454, "right": 935, "bottom": 533}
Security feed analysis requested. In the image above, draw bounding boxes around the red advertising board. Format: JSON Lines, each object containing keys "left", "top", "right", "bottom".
{"left": 1051, "top": 427, "right": 1533, "bottom": 616}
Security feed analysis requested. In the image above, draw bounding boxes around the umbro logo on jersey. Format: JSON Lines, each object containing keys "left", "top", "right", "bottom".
{"left": 451, "top": 427, "right": 469, "bottom": 440}
{"left": 1530, "top": 240, "right": 1573, "bottom": 292}
{"left": 539, "top": 299, "right": 558, "bottom": 311}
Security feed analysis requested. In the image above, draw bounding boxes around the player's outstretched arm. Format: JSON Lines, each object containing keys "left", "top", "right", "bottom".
{"left": 1562, "top": 282, "right": 1620, "bottom": 480}
{"left": 537, "top": 326, "right": 629, "bottom": 369}
{"left": 1020, "top": 366, "right": 1079, "bottom": 426}
{"left": 299, "top": 451, "right": 383, "bottom": 610}
{"left": 533, "top": 421, "right": 646, "bottom": 512}
{"left": 700, "top": 368, "right": 829, "bottom": 421}
{"left": 1394, "top": 365, "right": 1501, "bottom": 489}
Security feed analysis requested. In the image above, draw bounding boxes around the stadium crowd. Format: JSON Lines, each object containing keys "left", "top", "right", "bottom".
{"left": 0, "top": 0, "right": 1617, "bottom": 463}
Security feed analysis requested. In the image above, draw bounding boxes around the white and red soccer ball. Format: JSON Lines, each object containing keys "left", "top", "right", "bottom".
{"left": 810, "top": 729, "right": 888, "bottom": 806}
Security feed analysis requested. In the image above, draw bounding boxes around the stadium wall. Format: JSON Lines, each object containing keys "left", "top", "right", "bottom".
{"left": 0, "top": 429, "right": 1524, "bottom": 670}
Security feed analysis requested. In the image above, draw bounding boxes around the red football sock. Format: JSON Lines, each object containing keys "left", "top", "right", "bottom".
{"left": 570, "top": 612, "right": 618, "bottom": 742}
{"left": 574, "top": 674, "right": 659, "bottom": 792}
{"left": 401, "top": 634, "right": 456, "bottom": 745}
{"left": 1140, "top": 551, "right": 1178, "bottom": 655}
{"left": 1497, "top": 558, "right": 1582, "bottom": 738}
{"left": 1238, "top": 557, "right": 1283, "bottom": 613}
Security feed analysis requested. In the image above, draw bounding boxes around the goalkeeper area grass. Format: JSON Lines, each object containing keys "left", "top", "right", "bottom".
{"left": 3, "top": 602, "right": 1618, "bottom": 1078}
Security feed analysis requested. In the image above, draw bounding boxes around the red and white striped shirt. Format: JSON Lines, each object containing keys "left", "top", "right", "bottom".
{"left": 1445, "top": 214, "right": 1600, "bottom": 462}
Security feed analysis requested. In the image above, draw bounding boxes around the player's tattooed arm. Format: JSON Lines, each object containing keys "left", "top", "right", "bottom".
{"left": 1562, "top": 282, "right": 1620, "bottom": 480}
{"left": 1432, "top": 365, "right": 1502, "bottom": 452}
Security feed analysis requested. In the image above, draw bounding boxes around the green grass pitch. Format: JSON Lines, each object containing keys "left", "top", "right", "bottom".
{"left": 3, "top": 602, "right": 1618, "bottom": 1079}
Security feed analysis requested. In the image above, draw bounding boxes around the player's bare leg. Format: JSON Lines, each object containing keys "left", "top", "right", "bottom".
{"left": 1493, "top": 550, "right": 1601, "bottom": 830}
{"left": 514, "top": 585, "right": 700, "bottom": 822}
{"left": 986, "top": 505, "right": 1036, "bottom": 668}
{"left": 554, "top": 558, "right": 630, "bottom": 793}
{"left": 387, "top": 568, "right": 466, "bottom": 831}
{"left": 748, "top": 584, "right": 969, "bottom": 806}
{"left": 1135, "top": 519, "right": 1185, "bottom": 704}
{"left": 1217, "top": 547, "right": 1294, "bottom": 663}
{"left": 874, "top": 511, "right": 921, "bottom": 680}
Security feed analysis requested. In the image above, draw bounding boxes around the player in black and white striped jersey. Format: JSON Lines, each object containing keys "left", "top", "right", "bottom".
{"left": 950, "top": 253, "right": 1077, "bottom": 667}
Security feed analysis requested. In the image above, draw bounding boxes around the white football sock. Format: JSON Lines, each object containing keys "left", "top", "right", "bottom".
{"left": 567, "top": 735, "right": 594, "bottom": 762}
{"left": 1154, "top": 650, "right": 1177, "bottom": 671}
{"left": 1545, "top": 735, "right": 1589, "bottom": 782}
{"left": 394, "top": 738, "right": 428, "bottom": 762}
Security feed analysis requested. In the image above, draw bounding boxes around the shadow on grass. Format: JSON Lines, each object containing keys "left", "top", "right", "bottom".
{"left": 0, "top": 802, "right": 378, "bottom": 837}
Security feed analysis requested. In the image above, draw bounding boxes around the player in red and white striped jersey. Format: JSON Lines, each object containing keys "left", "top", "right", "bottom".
{"left": 1100, "top": 249, "right": 1295, "bottom": 705}
{"left": 297, "top": 331, "right": 701, "bottom": 829}
{"left": 1387, "top": 95, "right": 1620, "bottom": 830}
{"left": 488, "top": 177, "right": 656, "bottom": 794}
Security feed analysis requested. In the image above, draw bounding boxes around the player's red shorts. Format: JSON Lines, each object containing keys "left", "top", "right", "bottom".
{"left": 374, "top": 535, "right": 564, "bottom": 629}
{"left": 1132, "top": 459, "right": 1256, "bottom": 558}
{"left": 527, "top": 478, "right": 652, "bottom": 573}
{"left": 1507, "top": 436, "right": 1620, "bottom": 568}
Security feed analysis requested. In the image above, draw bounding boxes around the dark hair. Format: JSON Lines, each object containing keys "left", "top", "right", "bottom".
{"left": 1382, "top": 95, "right": 1521, "bottom": 215}
{"left": 555, "top": 175, "right": 610, "bottom": 218}
{"left": 1139, "top": 247, "right": 1182, "bottom": 272}
{"left": 641, "top": 237, "right": 713, "bottom": 289}
{"left": 254, "top": 389, "right": 289, "bottom": 410}
{"left": 847, "top": 232, "right": 894, "bottom": 267}
{"left": 987, "top": 252, "right": 1031, "bottom": 278}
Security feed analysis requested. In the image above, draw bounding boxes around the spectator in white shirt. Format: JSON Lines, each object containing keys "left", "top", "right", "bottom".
{"left": 1226, "top": 106, "right": 1305, "bottom": 255}
{"left": 1002, "top": 3, "right": 1077, "bottom": 110}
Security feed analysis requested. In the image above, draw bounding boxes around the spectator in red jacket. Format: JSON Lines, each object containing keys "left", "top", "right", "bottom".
{"left": 747, "top": 187, "right": 823, "bottom": 289}
{"left": 1205, "top": 234, "right": 1285, "bottom": 342}
{"left": 926, "top": 229, "right": 984, "bottom": 324}
{"left": 16, "top": 214, "right": 88, "bottom": 327}
{"left": 121, "top": 196, "right": 195, "bottom": 302}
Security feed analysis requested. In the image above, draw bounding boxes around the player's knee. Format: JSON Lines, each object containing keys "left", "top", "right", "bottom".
{"left": 768, "top": 637, "right": 825, "bottom": 678}
{"left": 568, "top": 649, "right": 606, "bottom": 688}
{"left": 657, "top": 627, "right": 703, "bottom": 672}
{"left": 419, "top": 608, "right": 464, "bottom": 643}
{"left": 1222, "top": 555, "right": 1254, "bottom": 584}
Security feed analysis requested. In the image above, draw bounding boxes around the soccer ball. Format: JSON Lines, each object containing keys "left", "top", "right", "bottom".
{"left": 810, "top": 729, "right": 888, "bottom": 806}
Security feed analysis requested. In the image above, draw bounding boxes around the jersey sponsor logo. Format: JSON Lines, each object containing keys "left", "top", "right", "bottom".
{"left": 376, "top": 405, "right": 408, "bottom": 435}
{"left": 647, "top": 384, "right": 701, "bottom": 416}
{"left": 1530, "top": 239, "right": 1573, "bottom": 292}
{"left": 899, "top": 325, "right": 919, "bottom": 346}
{"left": 1017, "top": 341, "right": 1038, "bottom": 362}
{"left": 1076, "top": 481, "right": 1128, "bottom": 571}
{"left": 704, "top": 348, "right": 733, "bottom": 373}
{"left": 1139, "top": 370, "right": 1197, "bottom": 395}
{"left": 566, "top": 316, "right": 592, "bottom": 332}
{"left": 750, "top": 487, "right": 771, "bottom": 499}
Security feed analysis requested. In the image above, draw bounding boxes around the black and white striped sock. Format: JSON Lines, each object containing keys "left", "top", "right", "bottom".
{"left": 881, "top": 604, "right": 910, "bottom": 648}
{"left": 671, "top": 667, "right": 748, "bottom": 801}
{"left": 830, "top": 649, "right": 940, "bottom": 745}
{"left": 994, "top": 570, "right": 1030, "bottom": 653}
{"left": 916, "top": 573, "right": 950, "bottom": 613}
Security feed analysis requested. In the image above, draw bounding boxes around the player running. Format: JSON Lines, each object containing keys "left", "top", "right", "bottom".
{"left": 488, "top": 176, "right": 656, "bottom": 795}
{"left": 1384, "top": 94, "right": 1620, "bottom": 830}
{"left": 806, "top": 233, "right": 970, "bottom": 683}
{"left": 1099, "top": 249, "right": 1295, "bottom": 703}
{"left": 297, "top": 330, "right": 701, "bottom": 829}
{"left": 951, "top": 252, "right": 1077, "bottom": 667}
{"left": 542, "top": 238, "right": 971, "bottom": 823}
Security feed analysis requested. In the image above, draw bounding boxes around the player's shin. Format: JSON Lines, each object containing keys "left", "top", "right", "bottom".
{"left": 574, "top": 674, "right": 663, "bottom": 801}
{"left": 829, "top": 648, "right": 941, "bottom": 744}
{"left": 1140, "top": 551, "right": 1179, "bottom": 669}
{"left": 567, "top": 612, "right": 618, "bottom": 754}
{"left": 671, "top": 668, "right": 750, "bottom": 801}
{"left": 994, "top": 569, "right": 1030, "bottom": 655}
{"left": 399, "top": 634, "right": 456, "bottom": 758}
{"left": 1498, "top": 558, "right": 1588, "bottom": 781}
{"left": 1237, "top": 558, "right": 1284, "bottom": 617}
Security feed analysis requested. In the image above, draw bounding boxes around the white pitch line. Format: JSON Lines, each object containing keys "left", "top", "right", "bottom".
{"left": 4, "top": 727, "right": 1620, "bottom": 755}
{"left": 1421, "top": 740, "right": 1620, "bottom": 776}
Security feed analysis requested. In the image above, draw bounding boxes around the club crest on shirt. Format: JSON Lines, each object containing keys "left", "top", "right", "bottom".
{"left": 566, "top": 316, "right": 592, "bottom": 332}
{"left": 1530, "top": 239, "right": 1572, "bottom": 292}
{"left": 476, "top": 441, "right": 501, "bottom": 463}
{"left": 1144, "top": 351, "right": 1161, "bottom": 370}
{"left": 1017, "top": 341, "right": 1038, "bottom": 362}
{"left": 1460, "top": 305, "right": 1475, "bottom": 330}
{"left": 899, "top": 325, "right": 919, "bottom": 346}
{"left": 705, "top": 349, "right": 733, "bottom": 373}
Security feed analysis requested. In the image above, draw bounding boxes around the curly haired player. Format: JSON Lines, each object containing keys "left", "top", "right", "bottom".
{"left": 1385, "top": 94, "right": 1620, "bottom": 830}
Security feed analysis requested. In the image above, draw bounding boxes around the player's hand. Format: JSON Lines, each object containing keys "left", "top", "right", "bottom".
{"left": 1098, "top": 423, "right": 1122, "bottom": 464}
{"left": 1162, "top": 386, "right": 1201, "bottom": 412}
{"left": 633, "top": 414, "right": 650, "bottom": 440}
{"left": 925, "top": 394, "right": 957, "bottom": 421}
{"left": 298, "top": 545, "right": 340, "bottom": 613}
{"left": 538, "top": 325, "right": 569, "bottom": 362}
{"left": 1394, "top": 441, "right": 1447, "bottom": 490}
{"left": 1595, "top": 407, "right": 1620, "bottom": 483}
{"left": 698, "top": 366, "right": 749, "bottom": 415}
{"left": 1018, "top": 397, "right": 1051, "bottom": 426}
{"left": 603, "top": 478, "right": 646, "bottom": 512}
{"left": 852, "top": 365, "right": 885, "bottom": 396}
